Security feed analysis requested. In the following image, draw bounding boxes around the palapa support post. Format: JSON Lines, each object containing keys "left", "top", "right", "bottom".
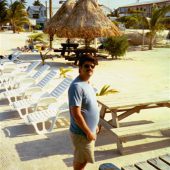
{"left": 84, "top": 38, "right": 92, "bottom": 49}
{"left": 49, "top": 0, "right": 53, "bottom": 48}
{"left": 49, "top": 35, "right": 53, "bottom": 48}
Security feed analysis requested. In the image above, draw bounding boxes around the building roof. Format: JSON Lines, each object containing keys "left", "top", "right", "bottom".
{"left": 119, "top": 0, "right": 170, "bottom": 8}
{"left": 27, "top": 4, "right": 46, "bottom": 11}
{"left": 28, "top": 6, "right": 40, "bottom": 11}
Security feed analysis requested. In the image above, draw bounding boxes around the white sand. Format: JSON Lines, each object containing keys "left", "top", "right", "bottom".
{"left": 0, "top": 31, "right": 170, "bottom": 170}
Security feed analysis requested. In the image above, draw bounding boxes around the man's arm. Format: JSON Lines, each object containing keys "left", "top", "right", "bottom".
{"left": 70, "top": 106, "right": 96, "bottom": 141}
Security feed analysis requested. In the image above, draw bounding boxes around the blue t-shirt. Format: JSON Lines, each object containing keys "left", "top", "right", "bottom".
{"left": 68, "top": 76, "right": 99, "bottom": 137}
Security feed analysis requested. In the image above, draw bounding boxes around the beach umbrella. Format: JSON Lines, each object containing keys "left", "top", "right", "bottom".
{"left": 56, "top": 0, "right": 122, "bottom": 46}
{"left": 44, "top": 0, "right": 76, "bottom": 37}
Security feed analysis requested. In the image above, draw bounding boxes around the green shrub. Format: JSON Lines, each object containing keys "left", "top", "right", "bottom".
{"left": 28, "top": 33, "right": 45, "bottom": 44}
{"left": 103, "top": 36, "right": 129, "bottom": 59}
{"left": 35, "top": 24, "right": 42, "bottom": 30}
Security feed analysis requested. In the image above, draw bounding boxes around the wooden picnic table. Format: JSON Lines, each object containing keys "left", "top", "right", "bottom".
{"left": 97, "top": 91, "right": 170, "bottom": 128}
{"left": 53, "top": 43, "right": 79, "bottom": 57}
{"left": 60, "top": 43, "right": 79, "bottom": 56}
{"left": 97, "top": 91, "right": 170, "bottom": 154}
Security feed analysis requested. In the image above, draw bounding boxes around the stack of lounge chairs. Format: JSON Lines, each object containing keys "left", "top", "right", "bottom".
{"left": 0, "top": 58, "right": 73, "bottom": 135}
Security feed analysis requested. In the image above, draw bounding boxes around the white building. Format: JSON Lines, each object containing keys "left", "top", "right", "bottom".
{"left": 27, "top": 4, "right": 47, "bottom": 28}
{"left": 117, "top": 0, "right": 170, "bottom": 17}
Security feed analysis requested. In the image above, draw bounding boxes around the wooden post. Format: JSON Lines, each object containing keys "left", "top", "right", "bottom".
{"left": 49, "top": 0, "right": 53, "bottom": 19}
{"left": 49, "top": 0, "right": 53, "bottom": 48}
{"left": 45, "top": 1, "right": 48, "bottom": 22}
{"left": 94, "top": 38, "right": 97, "bottom": 49}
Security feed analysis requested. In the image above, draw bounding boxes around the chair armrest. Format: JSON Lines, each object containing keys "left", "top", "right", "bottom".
{"left": 36, "top": 97, "right": 58, "bottom": 109}
{"left": 12, "top": 78, "right": 35, "bottom": 91}
{"left": 2, "top": 67, "right": 16, "bottom": 74}
{"left": 48, "top": 102, "right": 69, "bottom": 118}
{"left": 24, "top": 87, "right": 43, "bottom": 96}
{"left": 14, "top": 72, "right": 29, "bottom": 77}
{"left": 20, "top": 78, "right": 36, "bottom": 86}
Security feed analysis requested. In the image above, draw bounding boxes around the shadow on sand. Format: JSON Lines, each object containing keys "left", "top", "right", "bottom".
{"left": 15, "top": 129, "right": 73, "bottom": 161}
{"left": 0, "top": 110, "right": 19, "bottom": 121}
{"left": 3, "top": 124, "right": 35, "bottom": 138}
{"left": 2, "top": 105, "right": 170, "bottom": 167}
{"left": 21, "top": 53, "right": 78, "bottom": 68}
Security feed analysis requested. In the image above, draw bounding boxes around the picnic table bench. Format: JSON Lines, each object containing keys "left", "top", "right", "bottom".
{"left": 97, "top": 91, "right": 170, "bottom": 154}
{"left": 99, "top": 154, "right": 170, "bottom": 170}
{"left": 100, "top": 119, "right": 170, "bottom": 154}
{"left": 61, "top": 47, "right": 98, "bottom": 65}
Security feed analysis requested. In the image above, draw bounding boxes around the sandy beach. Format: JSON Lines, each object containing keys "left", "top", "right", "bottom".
{"left": 0, "top": 31, "right": 170, "bottom": 170}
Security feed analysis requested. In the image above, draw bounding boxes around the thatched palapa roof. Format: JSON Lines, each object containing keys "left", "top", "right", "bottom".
{"left": 44, "top": 0, "right": 76, "bottom": 36}
{"left": 56, "top": 0, "right": 122, "bottom": 39}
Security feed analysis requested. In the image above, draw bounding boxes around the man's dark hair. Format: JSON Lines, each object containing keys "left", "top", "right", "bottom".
{"left": 79, "top": 54, "right": 98, "bottom": 67}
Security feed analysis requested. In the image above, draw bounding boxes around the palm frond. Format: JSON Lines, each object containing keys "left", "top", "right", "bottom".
{"left": 96, "top": 85, "right": 118, "bottom": 96}
{"left": 28, "top": 33, "right": 44, "bottom": 42}
{"left": 99, "top": 85, "right": 110, "bottom": 95}
{"left": 59, "top": 67, "right": 73, "bottom": 78}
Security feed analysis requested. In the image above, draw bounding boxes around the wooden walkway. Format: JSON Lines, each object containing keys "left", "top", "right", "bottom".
{"left": 99, "top": 154, "right": 170, "bottom": 170}
{"left": 122, "top": 154, "right": 170, "bottom": 170}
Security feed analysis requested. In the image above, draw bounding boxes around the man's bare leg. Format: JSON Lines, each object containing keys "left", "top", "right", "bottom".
{"left": 73, "top": 161, "right": 87, "bottom": 170}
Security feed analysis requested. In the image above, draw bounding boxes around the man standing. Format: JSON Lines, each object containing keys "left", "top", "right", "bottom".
{"left": 68, "top": 54, "right": 99, "bottom": 170}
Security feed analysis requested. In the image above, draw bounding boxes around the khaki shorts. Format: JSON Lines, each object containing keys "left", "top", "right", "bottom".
{"left": 70, "top": 132, "right": 95, "bottom": 164}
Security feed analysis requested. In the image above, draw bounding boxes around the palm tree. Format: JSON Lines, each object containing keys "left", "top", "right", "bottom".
{"left": 7, "top": 1, "right": 29, "bottom": 33}
{"left": 117, "top": 9, "right": 144, "bottom": 29}
{"left": 118, "top": 5, "right": 170, "bottom": 50}
{"left": 33, "top": 0, "right": 41, "bottom": 6}
{"left": 145, "top": 5, "right": 170, "bottom": 50}
{"left": 0, "top": 0, "right": 8, "bottom": 31}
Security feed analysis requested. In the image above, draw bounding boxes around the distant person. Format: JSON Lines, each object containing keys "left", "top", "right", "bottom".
{"left": 28, "top": 44, "right": 38, "bottom": 52}
{"left": 167, "top": 30, "right": 170, "bottom": 40}
{"left": 8, "top": 54, "right": 13, "bottom": 60}
{"left": 98, "top": 44, "right": 105, "bottom": 50}
{"left": 0, "top": 55, "right": 4, "bottom": 59}
{"left": 28, "top": 44, "right": 34, "bottom": 51}
{"left": 68, "top": 54, "right": 99, "bottom": 170}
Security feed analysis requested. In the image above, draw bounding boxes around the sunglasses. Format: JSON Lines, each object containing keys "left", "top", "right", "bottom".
{"left": 83, "top": 64, "right": 95, "bottom": 69}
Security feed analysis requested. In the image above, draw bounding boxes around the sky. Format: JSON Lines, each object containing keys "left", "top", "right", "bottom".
{"left": 7, "top": 0, "right": 150, "bottom": 10}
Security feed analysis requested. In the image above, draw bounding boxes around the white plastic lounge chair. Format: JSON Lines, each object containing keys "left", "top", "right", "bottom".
{"left": 0, "top": 61, "right": 30, "bottom": 72}
{"left": 22, "top": 77, "right": 73, "bottom": 134}
{"left": 0, "top": 51, "right": 20, "bottom": 61}
{"left": 24, "top": 101, "right": 69, "bottom": 134}
{"left": 0, "top": 63, "right": 17, "bottom": 76}
{"left": 12, "top": 77, "right": 72, "bottom": 120}
{"left": 0, "top": 61, "right": 41, "bottom": 84}
{"left": 1, "top": 60, "right": 41, "bottom": 76}
{"left": 1, "top": 69, "right": 58, "bottom": 103}
{"left": 2, "top": 64, "right": 50, "bottom": 90}
{"left": 0, "top": 61, "right": 40, "bottom": 85}
{"left": 0, "top": 51, "right": 22, "bottom": 64}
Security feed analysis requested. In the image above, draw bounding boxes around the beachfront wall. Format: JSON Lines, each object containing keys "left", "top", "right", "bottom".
{"left": 118, "top": 0, "right": 170, "bottom": 17}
